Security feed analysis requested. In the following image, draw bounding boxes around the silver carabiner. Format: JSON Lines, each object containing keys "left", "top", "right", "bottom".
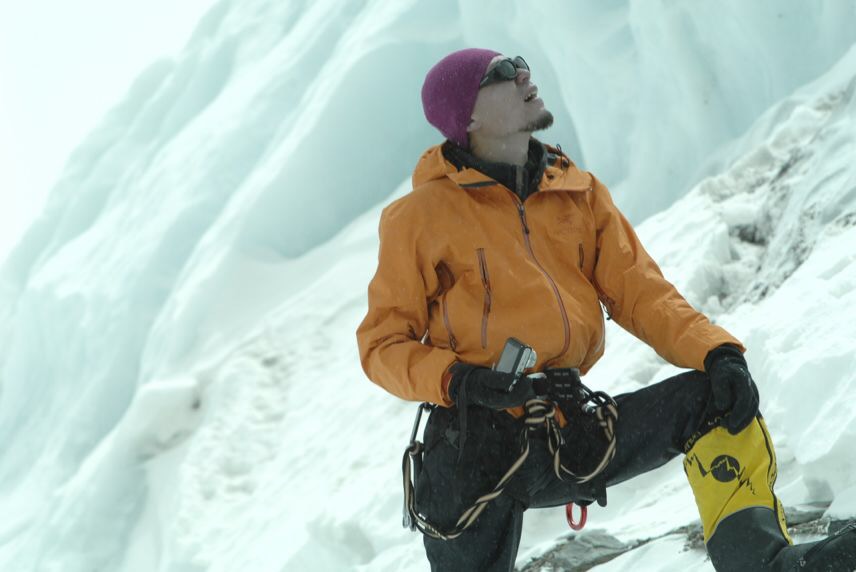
{"left": 409, "top": 402, "right": 433, "bottom": 445}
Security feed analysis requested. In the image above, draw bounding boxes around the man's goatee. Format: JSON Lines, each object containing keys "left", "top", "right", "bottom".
{"left": 523, "top": 110, "right": 554, "bottom": 133}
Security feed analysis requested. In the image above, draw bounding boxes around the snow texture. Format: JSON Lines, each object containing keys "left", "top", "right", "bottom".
{"left": 1, "top": 1, "right": 856, "bottom": 570}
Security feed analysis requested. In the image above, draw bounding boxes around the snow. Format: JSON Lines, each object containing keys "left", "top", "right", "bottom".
{"left": 591, "top": 534, "right": 708, "bottom": 572}
{"left": 0, "top": 0, "right": 217, "bottom": 262}
{"left": 1, "top": 1, "right": 856, "bottom": 570}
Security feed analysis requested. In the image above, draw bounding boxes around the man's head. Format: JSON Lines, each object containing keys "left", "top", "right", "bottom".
{"left": 421, "top": 48, "right": 554, "bottom": 149}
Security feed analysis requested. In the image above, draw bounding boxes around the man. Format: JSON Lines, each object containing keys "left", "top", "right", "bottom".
{"left": 356, "top": 48, "right": 855, "bottom": 571}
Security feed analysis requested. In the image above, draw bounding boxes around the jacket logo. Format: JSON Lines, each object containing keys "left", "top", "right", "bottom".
{"left": 686, "top": 454, "right": 757, "bottom": 493}
{"left": 556, "top": 214, "right": 574, "bottom": 236}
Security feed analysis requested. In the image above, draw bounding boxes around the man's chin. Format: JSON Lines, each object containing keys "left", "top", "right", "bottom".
{"left": 522, "top": 110, "right": 554, "bottom": 133}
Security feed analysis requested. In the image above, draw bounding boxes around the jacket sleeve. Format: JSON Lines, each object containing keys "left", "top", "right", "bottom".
{"left": 356, "top": 201, "right": 459, "bottom": 405}
{"left": 589, "top": 175, "right": 745, "bottom": 371}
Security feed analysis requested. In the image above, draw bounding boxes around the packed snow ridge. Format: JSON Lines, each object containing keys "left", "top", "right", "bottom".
{"left": 1, "top": 0, "right": 856, "bottom": 571}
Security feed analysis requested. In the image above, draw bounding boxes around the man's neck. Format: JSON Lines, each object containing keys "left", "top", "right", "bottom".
{"left": 469, "top": 132, "right": 531, "bottom": 166}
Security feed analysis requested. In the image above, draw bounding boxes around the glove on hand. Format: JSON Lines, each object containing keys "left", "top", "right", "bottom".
{"left": 447, "top": 362, "right": 533, "bottom": 410}
{"left": 704, "top": 344, "right": 760, "bottom": 434}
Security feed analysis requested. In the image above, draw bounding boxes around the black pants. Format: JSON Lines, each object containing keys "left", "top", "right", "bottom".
{"left": 419, "top": 369, "right": 714, "bottom": 572}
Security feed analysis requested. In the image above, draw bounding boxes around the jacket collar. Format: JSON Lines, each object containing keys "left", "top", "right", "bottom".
{"left": 441, "top": 142, "right": 592, "bottom": 193}
{"left": 441, "top": 139, "right": 546, "bottom": 197}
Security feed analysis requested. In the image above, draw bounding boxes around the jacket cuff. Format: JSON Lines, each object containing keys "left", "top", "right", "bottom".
{"left": 703, "top": 343, "right": 746, "bottom": 372}
{"left": 441, "top": 362, "right": 458, "bottom": 406}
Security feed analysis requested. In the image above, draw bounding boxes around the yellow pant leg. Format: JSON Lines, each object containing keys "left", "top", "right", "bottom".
{"left": 683, "top": 417, "right": 791, "bottom": 545}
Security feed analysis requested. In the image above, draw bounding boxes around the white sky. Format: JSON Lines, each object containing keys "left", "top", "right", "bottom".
{"left": 0, "top": 0, "right": 217, "bottom": 263}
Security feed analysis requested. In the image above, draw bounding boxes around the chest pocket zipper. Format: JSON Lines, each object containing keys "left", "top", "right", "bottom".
{"left": 477, "top": 248, "right": 492, "bottom": 350}
{"left": 436, "top": 262, "right": 458, "bottom": 351}
{"left": 441, "top": 291, "right": 457, "bottom": 351}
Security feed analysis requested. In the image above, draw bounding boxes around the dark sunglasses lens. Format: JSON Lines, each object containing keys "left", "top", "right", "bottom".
{"left": 480, "top": 56, "right": 529, "bottom": 87}
{"left": 494, "top": 59, "right": 518, "bottom": 79}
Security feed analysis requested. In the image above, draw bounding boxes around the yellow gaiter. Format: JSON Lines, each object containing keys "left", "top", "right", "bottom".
{"left": 683, "top": 416, "right": 791, "bottom": 545}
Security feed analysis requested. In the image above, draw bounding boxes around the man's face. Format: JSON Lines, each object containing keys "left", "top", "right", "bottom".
{"left": 468, "top": 54, "right": 554, "bottom": 139}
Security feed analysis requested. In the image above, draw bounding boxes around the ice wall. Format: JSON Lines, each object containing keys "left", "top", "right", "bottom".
{"left": 513, "top": 0, "right": 856, "bottom": 218}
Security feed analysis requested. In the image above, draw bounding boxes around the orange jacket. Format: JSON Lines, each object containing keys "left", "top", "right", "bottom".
{"left": 356, "top": 143, "right": 744, "bottom": 413}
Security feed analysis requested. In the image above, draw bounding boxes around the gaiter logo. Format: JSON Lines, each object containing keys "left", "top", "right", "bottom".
{"left": 685, "top": 453, "right": 756, "bottom": 494}
{"left": 710, "top": 455, "right": 741, "bottom": 483}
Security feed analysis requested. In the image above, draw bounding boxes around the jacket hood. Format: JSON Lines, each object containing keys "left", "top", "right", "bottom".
{"left": 411, "top": 140, "right": 593, "bottom": 193}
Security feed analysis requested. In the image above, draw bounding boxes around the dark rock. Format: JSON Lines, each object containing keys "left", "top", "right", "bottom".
{"left": 518, "top": 530, "right": 635, "bottom": 571}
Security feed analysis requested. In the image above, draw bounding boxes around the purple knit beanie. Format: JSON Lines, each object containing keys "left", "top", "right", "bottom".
{"left": 421, "top": 48, "right": 501, "bottom": 148}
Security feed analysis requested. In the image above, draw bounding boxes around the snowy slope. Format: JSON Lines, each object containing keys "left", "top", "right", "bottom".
{"left": 1, "top": 1, "right": 856, "bottom": 570}
{"left": 523, "top": 44, "right": 856, "bottom": 572}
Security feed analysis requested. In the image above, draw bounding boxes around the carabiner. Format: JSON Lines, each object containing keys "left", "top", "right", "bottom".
{"left": 409, "top": 402, "right": 433, "bottom": 445}
{"left": 566, "top": 502, "right": 587, "bottom": 531}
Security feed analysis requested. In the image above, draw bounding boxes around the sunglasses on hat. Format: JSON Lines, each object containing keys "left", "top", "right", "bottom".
{"left": 479, "top": 56, "right": 529, "bottom": 88}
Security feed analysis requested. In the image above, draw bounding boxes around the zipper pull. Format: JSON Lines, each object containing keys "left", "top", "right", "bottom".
{"left": 517, "top": 204, "right": 530, "bottom": 234}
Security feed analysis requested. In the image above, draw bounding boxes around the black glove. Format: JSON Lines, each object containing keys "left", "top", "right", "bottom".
{"left": 704, "top": 344, "right": 760, "bottom": 434}
{"left": 448, "top": 362, "right": 533, "bottom": 410}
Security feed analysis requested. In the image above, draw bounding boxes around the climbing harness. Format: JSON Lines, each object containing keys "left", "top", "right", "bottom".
{"left": 401, "top": 372, "right": 618, "bottom": 540}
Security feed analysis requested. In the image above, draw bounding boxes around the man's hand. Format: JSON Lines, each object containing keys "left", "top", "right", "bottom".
{"left": 704, "top": 344, "right": 760, "bottom": 434}
{"left": 448, "top": 363, "right": 533, "bottom": 410}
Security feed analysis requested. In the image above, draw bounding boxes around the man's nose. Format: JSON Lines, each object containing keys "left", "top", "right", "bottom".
{"left": 515, "top": 68, "right": 531, "bottom": 84}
